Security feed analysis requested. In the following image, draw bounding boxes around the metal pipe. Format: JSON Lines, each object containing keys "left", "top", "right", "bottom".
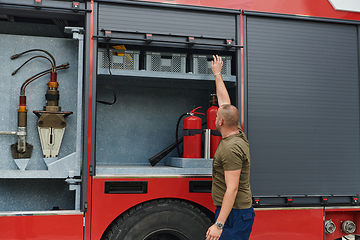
{"left": 17, "top": 127, "right": 27, "bottom": 153}
{"left": 0, "top": 131, "right": 17, "bottom": 135}
{"left": 204, "top": 129, "right": 211, "bottom": 159}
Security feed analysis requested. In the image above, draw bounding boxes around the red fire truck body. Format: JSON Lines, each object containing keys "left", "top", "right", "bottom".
{"left": 1, "top": 0, "right": 360, "bottom": 240}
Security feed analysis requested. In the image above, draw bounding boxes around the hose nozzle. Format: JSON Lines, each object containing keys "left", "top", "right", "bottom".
{"left": 10, "top": 54, "right": 21, "bottom": 60}
{"left": 11, "top": 69, "right": 19, "bottom": 76}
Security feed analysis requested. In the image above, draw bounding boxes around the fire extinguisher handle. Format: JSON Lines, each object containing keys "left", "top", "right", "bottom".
{"left": 193, "top": 112, "right": 205, "bottom": 115}
{"left": 190, "top": 106, "right": 205, "bottom": 115}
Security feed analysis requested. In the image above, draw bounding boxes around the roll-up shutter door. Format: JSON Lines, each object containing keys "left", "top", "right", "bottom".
{"left": 98, "top": 3, "right": 236, "bottom": 45}
{"left": 246, "top": 16, "right": 360, "bottom": 198}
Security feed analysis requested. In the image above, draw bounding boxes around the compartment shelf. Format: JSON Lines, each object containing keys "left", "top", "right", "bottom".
{"left": 96, "top": 157, "right": 213, "bottom": 176}
{"left": 98, "top": 68, "right": 236, "bottom": 81}
{"left": 97, "top": 69, "right": 236, "bottom": 89}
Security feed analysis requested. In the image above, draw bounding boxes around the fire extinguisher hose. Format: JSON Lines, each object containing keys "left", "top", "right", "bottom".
{"left": 176, "top": 113, "right": 188, "bottom": 157}
{"left": 148, "top": 114, "right": 207, "bottom": 166}
{"left": 148, "top": 137, "right": 183, "bottom": 166}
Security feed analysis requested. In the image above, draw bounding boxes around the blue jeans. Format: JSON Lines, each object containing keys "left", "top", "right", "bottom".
{"left": 215, "top": 206, "right": 255, "bottom": 240}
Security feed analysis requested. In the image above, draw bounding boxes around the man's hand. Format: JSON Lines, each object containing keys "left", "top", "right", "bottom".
{"left": 206, "top": 224, "right": 223, "bottom": 240}
{"left": 211, "top": 55, "right": 223, "bottom": 75}
{"left": 211, "top": 55, "right": 230, "bottom": 106}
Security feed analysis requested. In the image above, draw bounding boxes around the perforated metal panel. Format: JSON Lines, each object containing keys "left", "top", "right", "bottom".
{"left": 190, "top": 54, "right": 232, "bottom": 75}
{"left": 145, "top": 52, "right": 186, "bottom": 73}
{"left": 98, "top": 48, "right": 139, "bottom": 71}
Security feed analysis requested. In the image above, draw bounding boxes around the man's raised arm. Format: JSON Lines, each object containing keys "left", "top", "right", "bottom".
{"left": 211, "top": 55, "right": 231, "bottom": 106}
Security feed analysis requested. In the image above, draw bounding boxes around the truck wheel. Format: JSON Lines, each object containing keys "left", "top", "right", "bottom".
{"left": 101, "top": 199, "right": 213, "bottom": 240}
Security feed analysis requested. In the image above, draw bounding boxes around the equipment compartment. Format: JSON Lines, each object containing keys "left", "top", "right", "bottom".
{"left": 145, "top": 52, "right": 187, "bottom": 73}
{"left": 190, "top": 54, "right": 232, "bottom": 75}
{"left": 95, "top": 83, "right": 219, "bottom": 175}
{"left": 98, "top": 48, "right": 140, "bottom": 72}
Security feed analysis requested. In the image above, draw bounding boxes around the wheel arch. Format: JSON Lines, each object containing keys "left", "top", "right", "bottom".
{"left": 100, "top": 197, "right": 215, "bottom": 240}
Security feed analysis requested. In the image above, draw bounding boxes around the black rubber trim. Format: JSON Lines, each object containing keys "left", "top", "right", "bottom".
{"left": 189, "top": 180, "right": 212, "bottom": 193}
{"left": 105, "top": 181, "right": 148, "bottom": 194}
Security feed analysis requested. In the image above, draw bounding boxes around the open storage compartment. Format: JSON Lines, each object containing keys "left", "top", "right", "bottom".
{"left": 0, "top": 1, "right": 85, "bottom": 212}
{"left": 94, "top": 1, "right": 240, "bottom": 176}
{"left": 95, "top": 45, "right": 237, "bottom": 175}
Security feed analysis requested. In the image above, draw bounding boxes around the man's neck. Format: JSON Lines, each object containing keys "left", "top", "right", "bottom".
{"left": 221, "top": 128, "right": 239, "bottom": 138}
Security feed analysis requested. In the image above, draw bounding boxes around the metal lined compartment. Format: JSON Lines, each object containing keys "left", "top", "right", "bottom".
{"left": 190, "top": 54, "right": 232, "bottom": 75}
{"left": 98, "top": 48, "right": 140, "bottom": 71}
{"left": 145, "top": 52, "right": 186, "bottom": 73}
{"left": 0, "top": 33, "right": 82, "bottom": 211}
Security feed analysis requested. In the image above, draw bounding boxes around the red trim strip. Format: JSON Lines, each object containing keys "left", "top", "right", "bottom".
{"left": 240, "top": 12, "right": 245, "bottom": 130}
{"left": 85, "top": 1, "right": 94, "bottom": 240}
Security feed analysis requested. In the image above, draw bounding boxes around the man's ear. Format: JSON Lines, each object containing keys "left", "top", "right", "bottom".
{"left": 219, "top": 118, "right": 224, "bottom": 126}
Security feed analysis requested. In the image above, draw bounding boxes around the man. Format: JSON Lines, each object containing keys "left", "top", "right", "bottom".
{"left": 206, "top": 55, "right": 254, "bottom": 240}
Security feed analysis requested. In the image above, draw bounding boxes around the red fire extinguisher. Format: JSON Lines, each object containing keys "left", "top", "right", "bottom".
{"left": 183, "top": 106, "right": 204, "bottom": 158}
{"left": 207, "top": 94, "right": 221, "bottom": 158}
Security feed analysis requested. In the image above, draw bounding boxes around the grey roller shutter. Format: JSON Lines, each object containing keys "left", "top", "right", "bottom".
{"left": 98, "top": 3, "right": 236, "bottom": 41}
{"left": 246, "top": 16, "right": 360, "bottom": 198}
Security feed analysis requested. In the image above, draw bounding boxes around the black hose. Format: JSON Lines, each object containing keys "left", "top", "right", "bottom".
{"left": 148, "top": 115, "right": 207, "bottom": 165}
{"left": 148, "top": 137, "right": 183, "bottom": 166}
{"left": 96, "top": 43, "right": 117, "bottom": 105}
{"left": 176, "top": 113, "right": 188, "bottom": 157}
{"left": 12, "top": 55, "right": 55, "bottom": 75}
{"left": 11, "top": 49, "right": 56, "bottom": 71}
{"left": 20, "top": 63, "right": 69, "bottom": 95}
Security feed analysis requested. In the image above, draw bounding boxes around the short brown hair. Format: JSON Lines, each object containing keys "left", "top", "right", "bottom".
{"left": 219, "top": 104, "right": 239, "bottom": 128}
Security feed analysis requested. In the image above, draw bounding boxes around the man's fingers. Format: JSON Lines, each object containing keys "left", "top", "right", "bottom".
{"left": 212, "top": 55, "right": 217, "bottom": 63}
{"left": 206, "top": 228, "right": 211, "bottom": 240}
{"left": 212, "top": 55, "right": 223, "bottom": 64}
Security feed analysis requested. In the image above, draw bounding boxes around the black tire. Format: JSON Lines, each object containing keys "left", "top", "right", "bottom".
{"left": 101, "top": 199, "right": 213, "bottom": 240}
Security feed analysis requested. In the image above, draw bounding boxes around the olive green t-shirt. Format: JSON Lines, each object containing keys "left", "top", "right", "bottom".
{"left": 212, "top": 125, "right": 252, "bottom": 209}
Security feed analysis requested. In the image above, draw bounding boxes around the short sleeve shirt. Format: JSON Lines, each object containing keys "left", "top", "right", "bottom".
{"left": 211, "top": 125, "right": 252, "bottom": 209}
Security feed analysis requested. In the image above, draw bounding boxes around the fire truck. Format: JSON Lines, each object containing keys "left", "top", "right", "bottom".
{"left": 1, "top": 0, "right": 360, "bottom": 239}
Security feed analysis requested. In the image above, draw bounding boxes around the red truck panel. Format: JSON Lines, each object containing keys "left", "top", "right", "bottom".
{"left": 0, "top": 212, "right": 83, "bottom": 240}
{"left": 325, "top": 207, "right": 360, "bottom": 240}
{"left": 251, "top": 208, "right": 324, "bottom": 240}
{"left": 91, "top": 176, "right": 214, "bottom": 240}
{"left": 139, "top": 0, "right": 360, "bottom": 21}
